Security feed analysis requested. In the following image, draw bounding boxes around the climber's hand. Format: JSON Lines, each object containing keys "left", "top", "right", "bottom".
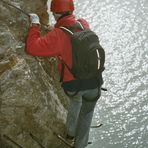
{"left": 29, "top": 13, "right": 40, "bottom": 25}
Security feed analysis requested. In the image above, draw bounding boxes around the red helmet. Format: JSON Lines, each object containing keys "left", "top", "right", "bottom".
{"left": 50, "top": 0, "right": 74, "bottom": 13}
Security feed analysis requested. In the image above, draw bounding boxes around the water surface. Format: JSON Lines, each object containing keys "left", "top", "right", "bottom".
{"left": 74, "top": 0, "right": 148, "bottom": 148}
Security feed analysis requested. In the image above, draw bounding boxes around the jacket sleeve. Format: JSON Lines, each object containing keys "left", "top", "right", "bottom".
{"left": 26, "top": 26, "right": 62, "bottom": 57}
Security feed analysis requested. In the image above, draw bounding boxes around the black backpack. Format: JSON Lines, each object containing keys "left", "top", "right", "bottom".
{"left": 60, "top": 21, "right": 105, "bottom": 81}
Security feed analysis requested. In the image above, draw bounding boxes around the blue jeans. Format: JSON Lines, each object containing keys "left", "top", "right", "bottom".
{"left": 66, "top": 87, "right": 101, "bottom": 148}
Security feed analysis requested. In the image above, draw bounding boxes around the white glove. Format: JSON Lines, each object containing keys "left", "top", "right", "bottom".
{"left": 29, "top": 13, "right": 40, "bottom": 25}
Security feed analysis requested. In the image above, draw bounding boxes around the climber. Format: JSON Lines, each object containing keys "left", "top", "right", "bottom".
{"left": 26, "top": 0, "right": 104, "bottom": 148}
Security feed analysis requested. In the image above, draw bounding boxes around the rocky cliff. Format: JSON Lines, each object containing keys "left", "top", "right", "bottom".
{"left": 0, "top": 0, "right": 69, "bottom": 147}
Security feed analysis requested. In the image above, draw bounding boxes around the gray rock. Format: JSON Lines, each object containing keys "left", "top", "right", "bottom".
{"left": 0, "top": 0, "right": 69, "bottom": 147}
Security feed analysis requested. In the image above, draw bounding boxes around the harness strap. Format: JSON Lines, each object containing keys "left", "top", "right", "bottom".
{"left": 64, "top": 89, "right": 80, "bottom": 97}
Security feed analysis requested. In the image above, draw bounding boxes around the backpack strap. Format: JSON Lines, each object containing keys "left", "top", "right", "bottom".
{"left": 59, "top": 59, "right": 72, "bottom": 82}
{"left": 77, "top": 21, "right": 85, "bottom": 30}
{"left": 60, "top": 26, "right": 74, "bottom": 35}
{"left": 60, "top": 20, "right": 84, "bottom": 35}
{"left": 60, "top": 62, "right": 65, "bottom": 82}
{"left": 58, "top": 55, "right": 73, "bottom": 82}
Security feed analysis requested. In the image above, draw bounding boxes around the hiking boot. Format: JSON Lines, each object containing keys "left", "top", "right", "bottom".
{"left": 66, "top": 134, "right": 74, "bottom": 140}
{"left": 66, "top": 134, "right": 75, "bottom": 147}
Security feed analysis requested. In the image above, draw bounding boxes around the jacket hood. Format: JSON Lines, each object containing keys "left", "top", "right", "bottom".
{"left": 54, "top": 14, "right": 77, "bottom": 28}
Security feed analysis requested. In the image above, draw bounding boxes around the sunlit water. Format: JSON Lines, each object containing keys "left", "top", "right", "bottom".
{"left": 74, "top": 0, "right": 148, "bottom": 148}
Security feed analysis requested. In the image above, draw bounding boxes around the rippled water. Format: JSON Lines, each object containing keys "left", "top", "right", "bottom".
{"left": 74, "top": 0, "right": 148, "bottom": 148}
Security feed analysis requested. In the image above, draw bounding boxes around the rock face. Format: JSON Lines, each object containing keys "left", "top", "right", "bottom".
{"left": 0, "top": 0, "right": 69, "bottom": 147}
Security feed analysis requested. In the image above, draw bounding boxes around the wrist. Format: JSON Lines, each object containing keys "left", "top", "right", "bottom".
{"left": 31, "top": 23, "right": 40, "bottom": 27}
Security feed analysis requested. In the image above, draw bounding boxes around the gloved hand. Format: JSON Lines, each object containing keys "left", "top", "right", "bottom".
{"left": 29, "top": 13, "right": 40, "bottom": 25}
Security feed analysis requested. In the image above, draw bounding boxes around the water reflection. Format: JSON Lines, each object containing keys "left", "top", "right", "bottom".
{"left": 74, "top": 0, "right": 148, "bottom": 147}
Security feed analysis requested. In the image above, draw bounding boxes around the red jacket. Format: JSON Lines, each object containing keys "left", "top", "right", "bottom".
{"left": 26, "top": 14, "right": 90, "bottom": 82}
